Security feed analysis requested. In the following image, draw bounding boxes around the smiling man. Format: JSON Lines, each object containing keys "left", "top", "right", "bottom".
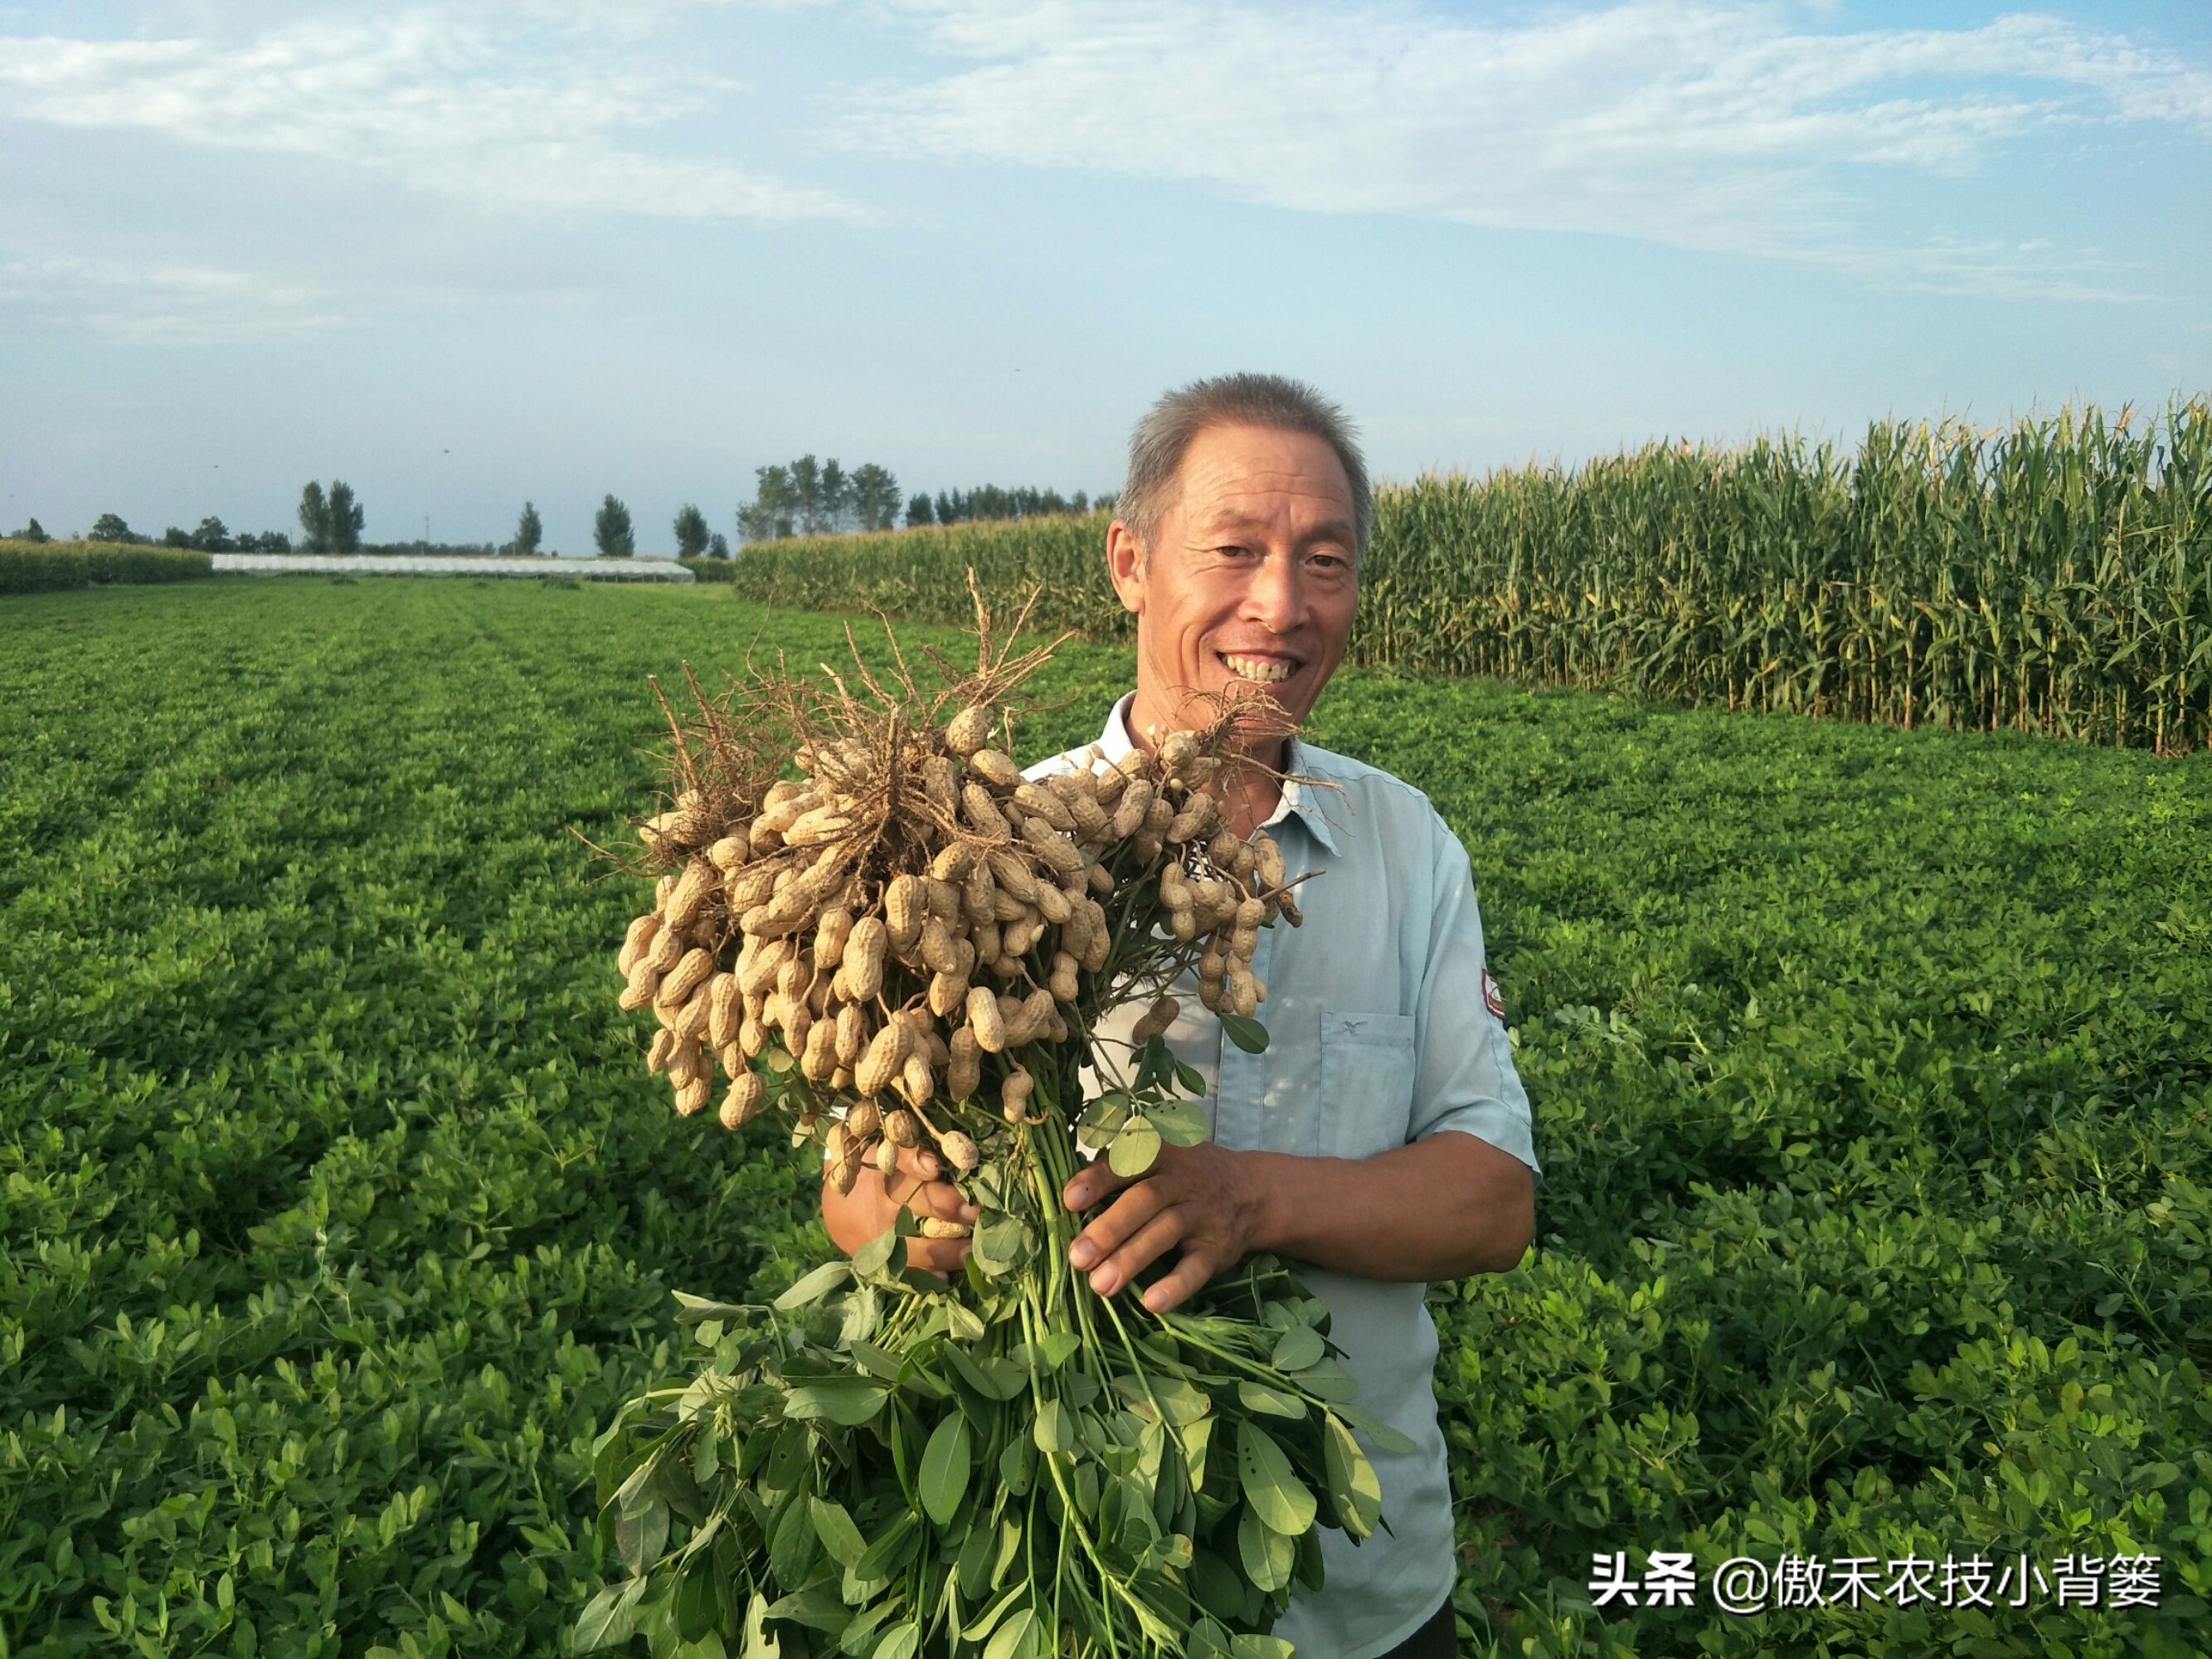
{"left": 822, "top": 372, "right": 1539, "bottom": 1659}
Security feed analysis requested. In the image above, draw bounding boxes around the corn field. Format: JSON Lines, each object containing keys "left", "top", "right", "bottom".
{"left": 725, "top": 399, "right": 2212, "bottom": 752}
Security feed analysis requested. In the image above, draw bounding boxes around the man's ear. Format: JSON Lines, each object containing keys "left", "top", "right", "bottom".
{"left": 1105, "top": 518, "right": 1146, "bottom": 616}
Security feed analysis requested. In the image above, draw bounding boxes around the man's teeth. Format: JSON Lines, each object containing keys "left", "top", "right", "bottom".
{"left": 1222, "top": 654, "right": 1294, "bottom": 684}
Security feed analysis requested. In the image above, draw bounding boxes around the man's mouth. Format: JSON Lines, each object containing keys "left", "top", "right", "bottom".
{"left": 1218, "top": 652, "right": 1300, "bottom": 686}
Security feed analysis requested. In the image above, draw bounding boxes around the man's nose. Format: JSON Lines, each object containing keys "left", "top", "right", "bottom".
{"left": 1242, "top": 550, "right": 1306, "bottom": 633}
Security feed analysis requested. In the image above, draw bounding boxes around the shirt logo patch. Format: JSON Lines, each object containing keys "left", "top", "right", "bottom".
{"left": 1482, "top": 970, "right": 1505, "bottom": 1019}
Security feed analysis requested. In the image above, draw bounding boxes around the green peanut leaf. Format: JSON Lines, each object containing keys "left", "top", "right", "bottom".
{"left": 1270, "top": 1325, "right": 1325, "bottom": 1371}
{"left": 1109, "top": 1117, "right": 1162, "bottom": 1177}
{"left": 774, "top": 1260, "right": 853, "bottom": 1309}
{"left": 1323, "top": 1414, "right": 1383, "bottom": 1540}
{"left": 783, "top": 1379, "right": 889, "bottom": 1426}
{"left": 999, "top": 1433, "right": 1033, "bottom": 1496}
{"left": 1218, "top": 1012, "right": 1269, "bottom": 1053}
{"left": 1236, "top": 1421, "right": 1317, "bottom": 1535}
{"left": 853, "top": 1514, "right": 918, "bottom": 1584}
{"left": 808, "top": 1495, "right": 866, "bottom": 1567}
{"left": 983, "top": 1606, "right": 1038, "bottom": 1659}
{"left": 1237, "top": 1504, "right": 1293, "bottom": 1593}
{"left": 1149, "top": 1097, "right": 1210, "bottom": 1147}
{"left": 571, "top": 1579, "right": 644, "bottom": 1652}
{"left": 920, "top": 1413, "right": 972, "bottom": 1526}
{"left": 768, "top": 1492, "right": 817, "bottom": 1586}
{"left": 1033, "top": 1399, "right": 1075, "bottom": 1455}
{"left": 1236, "top": 1380, "right": 1306, "bottom": 1419}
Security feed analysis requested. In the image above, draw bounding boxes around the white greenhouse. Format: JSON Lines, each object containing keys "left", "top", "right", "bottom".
{"left": 211, "top": 553, "right": 696, "bottom": 581}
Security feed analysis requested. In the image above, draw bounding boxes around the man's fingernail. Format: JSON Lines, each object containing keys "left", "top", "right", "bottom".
{"left": 1090, "top": 1267, "right": 1116, "bottom": 1295}
{"left": 1069, "top": 1239, "right": 1095, "bottom": 1268}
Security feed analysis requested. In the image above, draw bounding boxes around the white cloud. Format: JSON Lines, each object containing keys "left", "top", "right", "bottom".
{"left": 0, "top": 13, "right": 878, "bottom": 225}
{"left": 0, "top": 253, "right": 349, "bottom": 341}
{"left": 839, "top": 0, "right": 2212, "bottom": 295}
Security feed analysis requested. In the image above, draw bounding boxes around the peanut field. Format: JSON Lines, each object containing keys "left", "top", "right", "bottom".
{"left": 2, "top": 577, "right": 2206, "bottom": 1657}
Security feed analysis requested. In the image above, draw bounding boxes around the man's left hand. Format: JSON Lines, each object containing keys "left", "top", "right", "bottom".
{"left": 1062, "top": 1141, "right": 1261, "bottom": 1313}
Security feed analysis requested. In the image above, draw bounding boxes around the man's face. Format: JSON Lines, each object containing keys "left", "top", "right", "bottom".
{"left": 1107, "top": 421, "right": 1359, "bottom": 738}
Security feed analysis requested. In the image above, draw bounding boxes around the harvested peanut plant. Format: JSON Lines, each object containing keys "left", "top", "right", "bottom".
{"left": 581, "top": 586, "right": 1405, "bottom": 1658}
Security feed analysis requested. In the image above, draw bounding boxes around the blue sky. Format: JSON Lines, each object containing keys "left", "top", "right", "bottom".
{"left": 3, "top": 0, "right": 2208, "bottom": 553}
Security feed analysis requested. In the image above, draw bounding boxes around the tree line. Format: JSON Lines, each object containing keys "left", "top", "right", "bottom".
{"left": 731, "top": 455, "right": 1112, "bottom": 547}
{"left": 907, "top": 483, "right": 1111, "bottom": 528}
{"left": 18, "top": 462, "right": 1112, "bottom": 559}
{"left": 8, "top": 512, "right": 297, "bottom": 551}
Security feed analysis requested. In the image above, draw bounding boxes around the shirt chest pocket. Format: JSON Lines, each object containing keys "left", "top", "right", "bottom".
{"left": 1318, "top": 1010, "right": 1418, "bottom": 1160}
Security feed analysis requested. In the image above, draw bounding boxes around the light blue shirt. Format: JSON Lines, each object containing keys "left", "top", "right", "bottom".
{"left": 1030, "top": 693, "right": 1540, "bottom": 1659}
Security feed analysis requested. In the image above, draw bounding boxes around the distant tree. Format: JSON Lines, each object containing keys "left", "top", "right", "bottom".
{"left": 787, "top": 455, "right": 825, "bottom": 536}
{"left": 848, "top": 463, "right": 901, "bottom": 532}
{"left": 906, "top": 492, "right": 933, "bottom": 528}
{"left": 737, "top": 456, "right": 903, "bottom": 541}
{"left": 819, "top": 460, "right": 851, "bottom": 534}
{"left": 326, "top": 481, "right": 364, "bottom": 553}
{"left": 737, "top": 465, "right": 798, "bottom": 543}
{"left": 595, "top": 494, "right": 635, "bottom": 558}
{"left": 298, "top": 481, "right": 331, "bottom": 552}
{"left": 11, "top": 517, "right": 51, "bottom": 542}
{"left": 250, "top": 529, "right": 294, "bottom": 552}
{"left": 511, "top": 500, "right": 543, "bottom": 557}
{"left": 707, "top": 532, "right": 732, "bottom": 561}
{"left": 1095, "top": 491, "right": 1117, "bottom": 514}
{"left": 673, "top": 502, "right": 711, "bottom": 561}
{"left": 88, "top": 512, "right": 136, "bottom": 543}
{"left": 1072, "top": 491, "right": 1088, "bottom": 513}
{"left": 163, "top": 526, "right": 194, "bottom": 547}
{"left": 191, "top": 516, "right": 233, "bottom": 551}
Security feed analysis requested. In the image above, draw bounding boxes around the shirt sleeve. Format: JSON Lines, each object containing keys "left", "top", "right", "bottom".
{"left": 1407, "top": 814, "right": 1541, "bottom": 1182}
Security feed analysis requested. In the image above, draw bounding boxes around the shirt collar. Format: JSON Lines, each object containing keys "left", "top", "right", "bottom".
{"left": 1096, "top": 693, "right": 1342, "bottom": 857}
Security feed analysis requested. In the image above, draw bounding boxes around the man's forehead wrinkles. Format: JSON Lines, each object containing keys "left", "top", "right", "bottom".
{"left": 1187, "top": 494, "right": 1355, "bottom": 538}
{"left": 1183, "top": 484, "right": 1354, "bottom": 523}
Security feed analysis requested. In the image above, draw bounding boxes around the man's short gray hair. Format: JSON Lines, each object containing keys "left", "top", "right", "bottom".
{"left": 1118, "top": 372, "right": 1373, "bottom": 562}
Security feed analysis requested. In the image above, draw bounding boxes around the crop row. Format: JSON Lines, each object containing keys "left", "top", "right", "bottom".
{"left": 0, "top": 541, "right": 214, "bottom": 593}
{"left": 716, "top": 399, "right": 2212, "bottom": 753}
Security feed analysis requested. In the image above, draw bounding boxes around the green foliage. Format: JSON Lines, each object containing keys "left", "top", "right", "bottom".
{"left": 87, "top": 513, "right": 139, "bottom": 544}
{"left": 327, "top": 480, "right": 365, "bottom": 555}
{"left": 297, "top": 480, "right": 363, "bottom": 555}
{"left": 728, "top": 400, "right": 2212, "bottom": 752}
{"left": 511, "top": 501, "right": 544, "bottom": 558}
{"left": 12, "top": 516, "right": 52, "bottom": 542}
{"left": 673, "top": 504, "right": 711, "bottom": 562}
{"left": 596, "top": 494, "right": 636, "bottom": 559}
{"left": 0, "top": 540, "right": 213, "bottom": 593}
{"left": 299, "top": 480, "right": 330, "bottom": 553}
{"left": 740, "top": 455, "right": 904, "bottom": 542}
{"left": 588, "top": 1025, "right": 1390, "bottom": 1656}
{"left": 848, "top": 463, "right": 902, "bottom": 533}
{"left": 929, "top": 484, "right": 1099, "bottom": 526}
{"left": 2, "top": 581, "right": 2205, "bottom": 1656}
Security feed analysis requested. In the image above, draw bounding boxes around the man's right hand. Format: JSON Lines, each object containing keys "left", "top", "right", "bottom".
{"left": 820, "top": 1141, "right": 978, "bottom": 1278}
